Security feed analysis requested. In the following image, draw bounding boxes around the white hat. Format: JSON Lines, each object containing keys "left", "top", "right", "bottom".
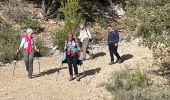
{"left": 26, "top": 28, "right": 33, "bottom": 34}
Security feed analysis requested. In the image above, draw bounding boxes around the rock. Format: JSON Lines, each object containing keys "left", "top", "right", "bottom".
{"left": 114, "top": 6, "right": 125, "bottom": 17}
{"left": 48, "top": 19, "right": 57, "bottom": 24}
{"left": 0, "top": 62, "right": 5, "bottom": 67}
{"left": 37, "top": 12, "right": 44, "bottom": 19}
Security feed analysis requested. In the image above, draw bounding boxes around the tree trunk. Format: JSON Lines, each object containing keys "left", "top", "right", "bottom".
{"left": 41, "top": 0, "right": 47, "bottom": 14}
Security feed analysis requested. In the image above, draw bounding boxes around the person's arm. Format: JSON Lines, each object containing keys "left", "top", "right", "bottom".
{"left": 64, "top": 40, "right": 67, "bottom": 51}
{"left": 17, "top": 38, "right": 25, "bottom": 53}
{"left": 74, "top": 39, "right": 80, "bottom": 51}
{"left": 86, "top": 28, "right": 92, "bottom": 39}
{"left": 78, "top": 30, "right": 82, "bottom": 39}
{"left": 115, "top": 31, "right": 119, "bottom": 46}
{"left": 33, "top": 39, "right": 39, "bottom": 52}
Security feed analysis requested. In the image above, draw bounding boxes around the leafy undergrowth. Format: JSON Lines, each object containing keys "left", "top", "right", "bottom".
{"left": 100, "top": 68, "right": 170, "bottom": 100}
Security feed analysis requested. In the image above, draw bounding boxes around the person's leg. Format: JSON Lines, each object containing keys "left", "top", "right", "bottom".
{"left": 73, "top": 54, "right": 78, "bottom": 75}
{"left": 113, "top": 45, "right": 122, "bottom": 63}
{"left": 23, "top": 51, "right": 29, "bottom": 72}
{"left": 82, "top": 38, "right": 88, "bottom": 60}
{"left": 108, "top": 43, "right": 114, "bottom": 64}
{"left": 86, "top": 45, "right": 93, "bottom": 59}
{"left": 28, "top": 51, "right": 34, "bottom": 78}
{"left": 67, "top": 55, "right": 73, "bottom": 81}
{"left": 72, "top": 54, "right": 79, "bottom": 81}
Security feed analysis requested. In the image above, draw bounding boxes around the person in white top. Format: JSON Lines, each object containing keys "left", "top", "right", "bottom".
{"left": 78, "top": 25, "right": 93, "bottom": 60}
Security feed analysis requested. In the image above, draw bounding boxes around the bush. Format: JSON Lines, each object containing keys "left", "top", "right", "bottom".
{"left": 124, "top": 0, "right": 170, "bottom": 61}
{"left": 53, "top": 0, "right": 82, "bottom": 51}
{"left": 35, "top": 40, "right": 49, "bottom": 57}
{"left": 53, "top": 30, "right": 68, "bottom": 51}
{"left": 0, "top": 18, "right": 20, "bottom": 63}
{"left": 24, "top": 18, "right": 43, "bottom": 34}
{"left": 101, "top": 68, "right": 170, "bottom": 100}
{"left": 124, "top": 17, "right": 138, "bottom": 31}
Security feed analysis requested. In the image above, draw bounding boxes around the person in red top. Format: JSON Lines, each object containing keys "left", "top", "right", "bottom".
{"left": 17, "top": 28, "right": 39, "bottom": 78}
{"left": 64, "top": 33, "right": 81, "bottom": 81}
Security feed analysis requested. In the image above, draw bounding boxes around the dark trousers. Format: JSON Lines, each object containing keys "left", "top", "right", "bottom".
{"left": 108, "top": 43, "right": 121, "bottom": 62}
{"left": 67, "top": 54, "right": 78, "bottom": 75}
{"left": 23, "top": 51, "right": 34, "bottom": 77}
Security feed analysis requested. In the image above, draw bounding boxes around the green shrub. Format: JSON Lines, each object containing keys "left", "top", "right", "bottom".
{"left": 101, "top": 68, "right": 170, "bottom": 100}
{"left": 124, "top": 0, "right": 170, "bottom": 61}
{"left": 124, "top": 17, "right": 138, "bottom": 31}
{"left": 0, "top": 18, "right": 20, "bottom": 63}
{"left": 53, "top": 30, "right": 68, "bottom": 51}
{"left": 97, "top": 15, "right": 108, "bottom": 28}
{"left": 53, "top": 0, "right": 82, "bottom": 51}
{"left": 24, "top": 18, "right": 43, "bottom": 34}
{"left": 35, "top": 40, "right": 49, "bottom": 57}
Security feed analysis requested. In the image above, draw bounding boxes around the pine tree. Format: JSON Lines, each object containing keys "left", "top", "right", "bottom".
{"left": 53, "top": 0, "right": 82, "bottom": 51}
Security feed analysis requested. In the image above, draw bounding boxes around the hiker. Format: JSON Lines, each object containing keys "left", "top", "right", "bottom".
{"left": 107, "top": 25, "right": 123, "bottom": 65}
{"left": 78, "top": 24, "right": 93, "bottom": 60}
{"left": 17, "top": 28, "right": 39, "bottom": 78}
{"left": 64, "top": 33, "right": 81, "bottom": 81}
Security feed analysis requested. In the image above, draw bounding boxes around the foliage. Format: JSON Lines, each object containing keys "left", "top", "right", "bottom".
{"left": 24, "top": 18, "right": 43, "bottom": 34}
{"left": 124, "top": 0, "right": 170, "bottom": 60}
{"left": 0, "top": 18, "right": 20, "bottom": 63}
{"left": 35, "top": 40, "right": 49, "bottom": 57}
{"left": 101, "top": 68, "right": 170, "bottom": 100}
{"left": 53, "top": 0, "right": 82, "bottom": 51}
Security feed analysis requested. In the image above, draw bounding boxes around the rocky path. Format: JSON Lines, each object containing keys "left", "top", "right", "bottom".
{"left": 0, "top": 40, "right": 157, "bottom": 100}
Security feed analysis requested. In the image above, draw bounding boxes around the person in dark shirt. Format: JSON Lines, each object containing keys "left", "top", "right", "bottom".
{"left": 107, "top": 25, "right": 122, "bottom": 65}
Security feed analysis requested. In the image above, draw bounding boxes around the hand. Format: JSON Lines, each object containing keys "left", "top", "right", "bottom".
{"left": 115, "top": 43, "right": 118, "bottom": 46}
{"left": 17, "top": 48, "right": 20, "bottom": 54}
{"left": 35, "top": 49, "right": 40, "bottom": 52}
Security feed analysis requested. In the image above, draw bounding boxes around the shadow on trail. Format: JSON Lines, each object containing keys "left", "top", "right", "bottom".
{"left": 93, "top": 52, "right": 106, "bottom": 59}
{"left": 151, "top": 62, "right": 170, "bottom": 78}
{"left": 121, "top": 54, "right": 133, "bottom": 63}
{"left": 79, "top": 68, "right": 101, "bottom": 82}
{"left": 32, "top": 67, "right": 67, "bottom": 78}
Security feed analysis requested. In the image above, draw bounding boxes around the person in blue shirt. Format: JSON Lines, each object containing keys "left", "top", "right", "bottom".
{"left": 107, "top": 25, "right": 122, "bottom": 65}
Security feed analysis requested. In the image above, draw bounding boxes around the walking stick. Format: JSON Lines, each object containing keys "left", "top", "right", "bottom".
{"left": 12, "top": 52, "right": 19, "bottom": 75}
{"left": 12, "top": 60, "right": 17, "bottom": 75}
{"left": 37, "top": 57, "right": 40, "bottom": 74}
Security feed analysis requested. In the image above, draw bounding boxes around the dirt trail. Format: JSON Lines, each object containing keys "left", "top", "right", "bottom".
{"left": 0, "top": 40, "right": 158, "bottom": 100}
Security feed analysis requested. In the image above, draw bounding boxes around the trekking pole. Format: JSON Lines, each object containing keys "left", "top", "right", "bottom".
{"left": 12, "top": 52, "right": 19, "bottom": 75}
{"left": 37, "top": 57, "right": 40, "bottom": 74}
{"left": 12, "top": 60, "right": 17, "bottom": 75}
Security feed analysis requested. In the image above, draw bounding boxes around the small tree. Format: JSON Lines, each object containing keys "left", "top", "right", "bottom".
{"left": 53, "top": 0, "right": 82, "bottom": 51}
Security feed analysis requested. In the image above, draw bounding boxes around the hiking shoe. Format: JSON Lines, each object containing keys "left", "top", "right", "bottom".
{"left": 27, "top": 75, "right": 32, "bottom": 79}
{"left": 90, "top": 55, "right": 94, "bottom": 60}
{"left": 75, "top": 74, "right": 80, "bottom": 81}
{"left": 109, "top": 61, "right": 114, "bottom": 65}
{"left": 69, "top": 75, "right": 73, "bottom": 81}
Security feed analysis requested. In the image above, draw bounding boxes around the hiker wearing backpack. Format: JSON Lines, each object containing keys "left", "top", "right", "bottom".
{"left": 107, "top": 25, "right": 123, "bottom": 65}
{"left": 64, "top": 33, "right": 81, "bottom": 81}
{"left": 17, "top": 28, "right": 39, "bottom": 78}
{"left": 78, "top": 24, "right": 93, "bottom": 61}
